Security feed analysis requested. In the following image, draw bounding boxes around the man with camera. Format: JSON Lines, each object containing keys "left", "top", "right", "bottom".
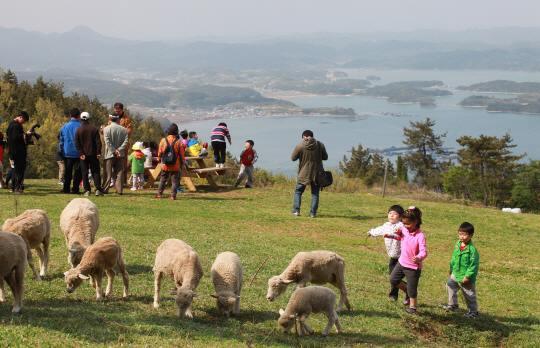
{"left": 6, "top": 111, "right": 33, "bottom": 193}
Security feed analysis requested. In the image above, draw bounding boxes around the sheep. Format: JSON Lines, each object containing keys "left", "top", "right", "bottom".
{"left": 64, "top": 237, "right": 129, "bottom": 301}
{"left": 2, "top": 209, "right": 51, "bottom": 280}
{"left": 153, "top": 239, "right": 204, "bottom": 318}
{"left": 266, "top": 250, "right": 350, "bottom": 312}
{"left": 0, "top": 230, "right": 27, "bottom": 313}
{"left": 278, "top": 286, "right": 342, "bottom": 337}
{"left": 210, "top": 251, "right": 243, "bottom": 317}
{"left": 60, "top": 198, "right": 99, "bottom": 268}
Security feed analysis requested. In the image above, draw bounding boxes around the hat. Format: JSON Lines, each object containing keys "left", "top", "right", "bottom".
{"left": 109, "top": 112, "right": 119, "bottom": 121}
{"left": 132, "top": 141, "right": 144, "bottom": 150}
{"left": 80, "top": 112, "right": 90, "bottom": 121}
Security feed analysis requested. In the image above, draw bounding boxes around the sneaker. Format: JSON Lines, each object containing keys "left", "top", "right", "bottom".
{"left": 216, "top": 164, "right": 220, "bottom": 168}
{"left": 83, "top": 191, "right": 91, "bottom": 196}
{"left": 463, "top": 311, "right": 478, "bottom": 319}
{"left": 309, "top": 214, "right": 316, "bottom": 218}
{"left": 95, "top": 190, "right": 104, "bottom": 197}
{"left": 442, "top": 304, "right": 459, "bottom": 311}
{"left": 131, "top": 187, "right": 137, "bottom": 191}
{"left": 138, "top": 186, "right": 144, "bottom": 190}
{"left": 404, "top": 308, "right": 418, "bottom": 315}
{"left": 3, "top": 184, "right": 9, "bottom": 189}
{"left": 389, "top": 295, "right": 398, "bottom": 301}
{"left": 177, "top": 189, "right": 183, "bottom": 193}
{"left": 245, "top": 185, "right": 251, "bottom": 188}
{"left": 155, "top": 194, "right": 162, "bottom": 198}
{"left": 234, "top": 183, "right": 239, "bottom": 188}
{"left": 403, "top": 299, "right": 410, "bottom": 306}
{"left": 289, "top": 211, "right": 300, "bottom": 216}
{"left": 170, "top": 196, "right": 176, "bottom": 200}
{"left": 58, "top": 181, "right": 64, "bottom": 185}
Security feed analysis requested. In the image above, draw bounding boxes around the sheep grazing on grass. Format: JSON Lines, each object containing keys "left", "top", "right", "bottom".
{"left": 266, "top": 250, "right": 350, "bottom": 312}
{"left": 153, "top": 239, "right": 204, "bottom": 318}
{"left": 210, "top": 251, "right": 243, "bottom": 317}
{"left": 64, "top": 237, "right": 129, "bottom": 301}
{"left": 278, "top": 286, "right": 342, "bottom": 337}
{"left": 60, "top": 198, "right": 99, "bottom": 268}
{"left": 0, "top": 230, "right": 27, "bottom": 313}
{"left": 2, "top": 209, "right": 51, "bottom": 280}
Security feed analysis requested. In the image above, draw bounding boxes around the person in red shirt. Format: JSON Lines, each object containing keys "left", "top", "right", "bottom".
{"left": 234, "top": 140, "right": 258, "bottom": 188}
{"left": 156, "top": 124, "right": 185, "bottom": 200}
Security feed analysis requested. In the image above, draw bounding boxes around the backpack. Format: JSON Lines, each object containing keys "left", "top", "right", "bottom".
{"left": 162, "top": 138, "right": 178, "bottom": 165}
{"left": 316, "top": 142, "right": 333, "bottom": 189}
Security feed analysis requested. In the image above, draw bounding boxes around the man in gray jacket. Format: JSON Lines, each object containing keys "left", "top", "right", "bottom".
{"left": 102, "top": 113, "right": 128, "bottom": 195}
{"left": 290, "top": 130, "right": 328, "bottom": 218}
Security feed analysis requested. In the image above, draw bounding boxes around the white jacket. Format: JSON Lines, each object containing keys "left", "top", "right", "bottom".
{"left": 368, "top": 221, "right": 404, "bottom": 259}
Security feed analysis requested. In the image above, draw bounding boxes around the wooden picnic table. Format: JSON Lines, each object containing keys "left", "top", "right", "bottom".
{"left": 144, "top": 156, "right": 231, "bottom": 191}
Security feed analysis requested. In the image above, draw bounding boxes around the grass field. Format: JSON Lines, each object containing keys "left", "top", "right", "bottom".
{"left": 0, "top": 180, "right": 539, "bottom": 347}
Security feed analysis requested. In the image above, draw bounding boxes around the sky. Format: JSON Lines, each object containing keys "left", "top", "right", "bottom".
{"left": 1, "top": 0, "right": 539, "bottom": 40}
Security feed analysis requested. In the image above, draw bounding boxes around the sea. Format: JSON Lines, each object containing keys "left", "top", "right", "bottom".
{"left": 180, "top": 70, "right": 540, "bottom": 176}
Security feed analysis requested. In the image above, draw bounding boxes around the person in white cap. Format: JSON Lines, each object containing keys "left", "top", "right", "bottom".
{"left": 75, "top": 112, "right": 103, "bottom": 196}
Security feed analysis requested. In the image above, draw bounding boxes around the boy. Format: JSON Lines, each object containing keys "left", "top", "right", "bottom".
{"left": 186, "top": 131, "right": 208, "bottom": 157}
{"left": 128, "top": 142, "right": 146, "bottom": 190}
{"left": 367, "top": 205, "right": 410, "bottom": 303}
{"left": 443, "top": 222, "right": 480, "bottom": 318}
{"left": 211, "top": 122, "right": 231, "bottom": 167}
{"left": 234, "top": 140, "right": 258, "bottom": 188}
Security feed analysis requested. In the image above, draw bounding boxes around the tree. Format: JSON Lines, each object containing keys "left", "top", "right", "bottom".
{"left": 511, "top": 160, "right": 540, "bottom": 212}
{"left": 339, "top": 143, "right": 395, "bottom": 186}
{"left": 402, "top": 117, "right": 450, "bottom": 189}
{"left": 396, "top": 155, "right": 408, "bottom": 182}
{"left": 456, "top": 134, "right": 525, "bottom": 206}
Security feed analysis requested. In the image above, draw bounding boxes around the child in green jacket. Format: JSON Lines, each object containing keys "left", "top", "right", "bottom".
{"left": 443, "top": 222, "right": 480, "bottom": 318}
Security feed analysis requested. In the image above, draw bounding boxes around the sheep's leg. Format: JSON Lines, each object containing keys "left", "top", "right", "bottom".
{"left": 234, "top": 296, "right": 241, "bottom": 314}
{"left": 40, "top": 235, "right": 50, "bottom": 277}
{"left": 153, "top": 272, "right": 163, "bottom": 308}
{"left": 35, "top": 246, "right": 44, "bottom": 275}
{"left": 322, "top": 311, "right": 338, "bottom": 336}
{"left": 26, "top": 244, "right": 41, "bottom": 281}
{"left": 89, "top": 275, "right": 96, "bottom": 289}
{"left": 95, "top": 271, "right": 104, "bottom": 301}
{"left": 105, "top": 269, "right": 116, "bottom": 297}
{"left": 332, "top": 271, "right": 350, "bottom": 312}
{"left": 299, "top": 312, "right": 314, "bottom": 335}
{"left": 334, "top": 311, "right": 342, "bottom": 333}
{"left": 5, "top": 265, "right": 25, "bottom": 313}
{"left": 185, "top": 304, "right": 193, "bottom": 319}
{"left": 117, "top": 253, "right": 129, "bottom": 298}
{"left": 0, "top": 277, "right": 5, "bottom": 302}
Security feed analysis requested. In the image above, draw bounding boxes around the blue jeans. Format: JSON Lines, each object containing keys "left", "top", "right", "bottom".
{"left": 293, "top": 182, "right": 320, "bottom": 215}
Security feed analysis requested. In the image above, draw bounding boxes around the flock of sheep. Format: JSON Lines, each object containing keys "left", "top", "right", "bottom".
{"left": 0, "top": 198, "right": 349, "bottom": 336}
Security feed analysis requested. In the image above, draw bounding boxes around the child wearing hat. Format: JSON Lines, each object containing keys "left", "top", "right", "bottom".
{"left": 129, "top": 141, "right": 146, "bottom": 190}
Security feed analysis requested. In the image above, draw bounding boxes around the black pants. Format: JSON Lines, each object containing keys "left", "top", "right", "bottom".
{"left": 390, "top": 262, "right": 422, "bottom": 299}
{"left": 389, "top": 258, "right": 409, "bottom": 299}
{"left": 64, "top": 157, "right": 82, "bottom": 194}
{"left": 80, "top": 155, "right": 102, "bottom": 192}
{"left": 211, "top": 141, "right": 227, "bottom": 164}
{"left": 10, "top": 156, "right": 26, "bottom": 192}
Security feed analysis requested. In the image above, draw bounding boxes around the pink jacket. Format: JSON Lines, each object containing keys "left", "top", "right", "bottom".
{"left": 394, "top": 227, "right": 427, "bottom": 270}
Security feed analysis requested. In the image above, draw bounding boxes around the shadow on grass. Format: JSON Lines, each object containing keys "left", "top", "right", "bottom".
{"left": 339, "top": 309, "right": 400, "bottom": 319}
{"left": 126, "top": 264, "right": 153, "bottom": 276}
{"left": 323, "top": 215, "right": 383, "bottom": 221}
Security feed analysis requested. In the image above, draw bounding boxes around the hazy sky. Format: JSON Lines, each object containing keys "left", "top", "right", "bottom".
{"left": 2, "top": 0, "right": 539, "bottom": 40}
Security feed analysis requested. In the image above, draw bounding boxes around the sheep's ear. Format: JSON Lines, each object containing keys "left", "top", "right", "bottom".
{"left": 281, "top": 279, "right": 294, "bottom": 284}
{"left": 68, "top": 249, "right": 77, "bottom": 254}
{"left": 210, "top": 294, "right": 218, "bottom": 298}
{"left": 289, "top": 315, "right": 296, "bottom": 319}
{"left": 279, "top": 309, "right": 285, "bottom": 315}
{"left": 64, "top": 271, "right": 69, "bottom": 276}
{"left": 169, "top": 291, "right": 177, "bottom": 296}
{"left": 78, "top": 274, "right": 89, "bottom": 280}
{"left": 192, "top": 293, "right": 201, "bottom": 298}
{"left": 235, "top": 295, "right": 241, "bottom": 299}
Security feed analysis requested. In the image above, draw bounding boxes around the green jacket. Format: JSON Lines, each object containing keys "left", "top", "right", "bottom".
{"left": 291, "top": 137, "right": 328, "bottom": 185}
{"left": 450, "top": 240, "right": 480, "bottom": 283}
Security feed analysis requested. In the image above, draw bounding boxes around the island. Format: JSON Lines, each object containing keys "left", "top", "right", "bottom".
{"left": 456, "top": 80, "right": 540, "bottom": 93}
{"left": 359, "top": 81, "right": 451, "bottom": 105}
{"left": 301, "top": 107, "right": 356, "bottom": 116}
{"left": 458, "top": 94, "right": 540, "bottom": 114}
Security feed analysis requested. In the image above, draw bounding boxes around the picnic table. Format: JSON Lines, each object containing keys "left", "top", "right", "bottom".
{"left": 144, "top": 156, "right": 231, "bottom": 191}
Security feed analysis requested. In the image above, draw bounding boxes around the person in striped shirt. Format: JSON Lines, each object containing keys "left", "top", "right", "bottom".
{"left": 211, "top": 122, "right": 231, "bottom": 167}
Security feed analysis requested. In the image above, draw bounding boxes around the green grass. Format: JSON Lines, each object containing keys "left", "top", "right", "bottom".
{"left": 0, "top": 180, "right": 539, "bottom": 347}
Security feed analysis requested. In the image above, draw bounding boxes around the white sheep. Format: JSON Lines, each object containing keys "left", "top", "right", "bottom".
{"left": 266, "top": 250, "right": 350, "bottom": 312}
{"left": 2, "top": 209, "right": 51, "bottom": 280}
{"left": 210, "top": 251, "right": 243, "bottom": 317}
{"left": 64, "top": 237, "right": 129, "bottom": 301}
{"left": 153, "top": 239, "right": 204, "bottom": 318}
{"left": 60, "top": 198, "right": 99, "bottom": 268}
{"left": 0, "top": 230, "right": 27, "bottom": 313}
{"left": 278, "top": 286, "right": 342, "bottom": 337}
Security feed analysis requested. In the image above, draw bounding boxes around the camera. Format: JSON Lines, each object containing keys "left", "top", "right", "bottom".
{"left": 27, "top": 123, "right": 41, "bottom": 145}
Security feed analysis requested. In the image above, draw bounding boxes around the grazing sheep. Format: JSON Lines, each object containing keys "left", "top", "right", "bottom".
{"left": 2, "top": 209, "right": 51, "bottom": 280}
{"left": 60, "top": 198, "right": 99, "bottom": 267}
{"left": 266, "top": 250, "right": 350, "bottom": 312}
{"left": 64, "top": 237, "right": 129, "bottom": 301}
{"left": 153, "top": 239, "right": 204, "bottom": 318}
{"left": 278, "top": 286, "right": 342, "bottom": 337}
{"left": 210, "top": 251, "right": 243, "bottom": 317}
{"left": 0, "top": 230, "right": 27, "bottom": 313}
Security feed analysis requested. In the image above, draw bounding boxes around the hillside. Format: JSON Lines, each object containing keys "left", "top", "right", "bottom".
{"left": 0, "top": 180, "right": 538, "bottom": 347}
{"left": 456, "top": 80, "right": 540, "bottom": 93}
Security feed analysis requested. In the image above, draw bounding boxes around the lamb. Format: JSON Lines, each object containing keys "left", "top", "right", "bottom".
{"left": 2, "top": 209, "right": 51, "bottom": 280}
{"left": 278, "top": 286, "right": 342, "bottom": 337}
{"left": 0, "top": 230, "right": 27, "bottom": 313}
{"left": 60, "top": 198, "right": 99, "bottom": 268}
{"left": 266, "top": 250, "right": 350, "bottom": 312}
{"left": 210, "top": 251, "right": 243, "bottom": 317}
{"left": 153, "top": 239, "right": 204, "bottom": 318}
{"left": 64, "top": 237, "right": 129, "bottom": 301}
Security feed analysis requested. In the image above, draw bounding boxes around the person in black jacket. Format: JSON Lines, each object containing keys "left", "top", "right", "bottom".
{"left": 75, "top": 112, "right": 103, "bottom": 196}
{"left": 0, "top": 130, "right": 6, "bottom": 188}
{"left": 7, "top": 111, "right": 33, "bottom": 192}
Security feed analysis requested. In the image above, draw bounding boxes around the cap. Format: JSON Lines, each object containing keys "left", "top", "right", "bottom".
{"left": 109, "top": 113, "right": 119, "bottom": 121}
{"left": 132, "top": 141, "right": 144, "bottom": 150}
{"left": 80, "top": 112, "right": 90, "bottom": 120}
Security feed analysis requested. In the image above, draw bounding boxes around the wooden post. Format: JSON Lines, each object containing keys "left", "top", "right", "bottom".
{"left": 382, "top": 158, "right": 389, "bottom": 198}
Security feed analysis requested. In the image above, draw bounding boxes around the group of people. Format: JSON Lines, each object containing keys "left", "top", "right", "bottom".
{"left": 368, "top": 205, "right": 480, "bottom": 318}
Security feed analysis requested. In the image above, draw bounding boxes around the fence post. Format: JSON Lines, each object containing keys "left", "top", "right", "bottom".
{"left": 382, "top": 158, "right": 389, "bottom": 198}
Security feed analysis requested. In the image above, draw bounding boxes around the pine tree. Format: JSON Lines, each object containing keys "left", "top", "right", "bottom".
{"left": 396, "top": 155, "right": 408, "bottom": 182}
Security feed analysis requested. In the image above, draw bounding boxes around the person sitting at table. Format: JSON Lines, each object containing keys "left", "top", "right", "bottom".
{"left": 186, "top": 131, "right": 208, "bottom": 157}
{"left": 156, "top": 124, "right": 185, "bottom": 200}
{"left": 150, "top": 141, "right": 159, "bottom": 167}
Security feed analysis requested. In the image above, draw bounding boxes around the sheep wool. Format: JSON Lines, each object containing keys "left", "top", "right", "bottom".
{"left": 2, "top": 209, "right": 51, "bottom": 280}
{"left": 266, "top": 250, "right": 350, "bottom": 312}
{"left": 60, "top": 198, "right": 99, "bottom": 267}
{"left": 210, "top": 251, "right": 243, "bottom": 317}
{"left": 0, "top": 230, "right": 27, "bottom": 313}
{"left": 153, "top": 239, "right": 204, "bottom": 318}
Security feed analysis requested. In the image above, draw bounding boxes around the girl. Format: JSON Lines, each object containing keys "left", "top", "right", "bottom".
{"left": 384, "top": 206, "right": 427, "bottom": 315}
